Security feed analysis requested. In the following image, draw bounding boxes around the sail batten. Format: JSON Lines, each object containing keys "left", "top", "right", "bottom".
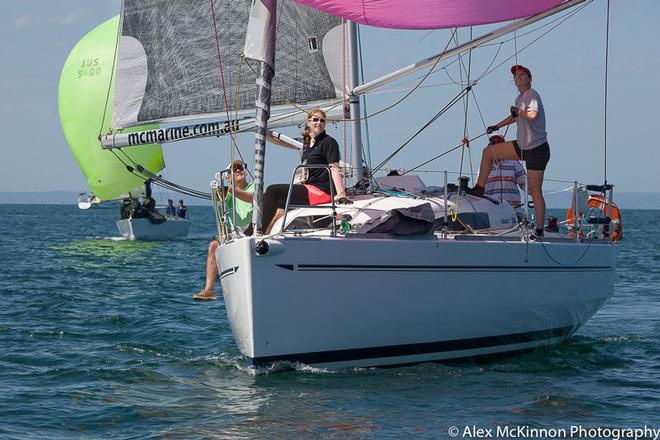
{"left": 112, "top": 0, "right": 344, "bottom": 130}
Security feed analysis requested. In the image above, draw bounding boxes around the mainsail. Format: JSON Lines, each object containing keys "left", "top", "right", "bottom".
{"left": 290, "top": 0, "right": 565, "bottom": 29}
{"left": 59, "top": 16, "right": 164, "bottom": 201}
{"left": 112, "top": 0, "right": 344, "bottom": 130}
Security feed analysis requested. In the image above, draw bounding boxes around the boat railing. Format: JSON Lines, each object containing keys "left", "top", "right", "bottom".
{"left": 567, "top": 181, "right": 617, "bottom": 242}
{"left": 281, "top": 164, "right": 337, "bottom": 236}
{"left": 210, "top": 166, "right": 237, "bottom": 242}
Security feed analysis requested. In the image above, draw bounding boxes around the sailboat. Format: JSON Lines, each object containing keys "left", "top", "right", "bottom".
{"left": 101, "top": 0, "right": 618, "bottom": 368}
{"left": 59, "top": 16, "right": 190, "bottom": 240}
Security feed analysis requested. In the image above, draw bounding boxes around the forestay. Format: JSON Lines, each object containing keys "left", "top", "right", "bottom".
{"left": 112, "top": 0, "right": 344, "bottom": 130}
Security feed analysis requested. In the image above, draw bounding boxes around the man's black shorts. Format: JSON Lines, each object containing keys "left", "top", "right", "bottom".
{"left": 512, "top": 140, "right": 550, "bottom": 171}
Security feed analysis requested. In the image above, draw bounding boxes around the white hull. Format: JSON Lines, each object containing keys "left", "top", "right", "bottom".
{"left": 218, "top": 235, "right": 615, "bottom": 369}
{"left": 116, "top": 216, "right": 190, "bottom": 240}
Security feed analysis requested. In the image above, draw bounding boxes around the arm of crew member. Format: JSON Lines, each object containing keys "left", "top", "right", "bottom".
{"left": 329, "top": 162, "right": 347, "bottom": 197}
{"left": 225, "top": 185, "right": 254, "bottom": 203}
{"left": 494, "top": 115, "right": 516, "bottom": 129}
{"left": 266, "top": 131, "right": 293, "bottom": 148}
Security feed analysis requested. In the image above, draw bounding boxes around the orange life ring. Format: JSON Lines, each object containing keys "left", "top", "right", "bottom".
{"left": 566, "top": 194, "right": 622, "bottom": 242}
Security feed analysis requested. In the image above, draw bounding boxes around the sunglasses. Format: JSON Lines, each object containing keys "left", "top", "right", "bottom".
{"left": 309, "top": 116, "right": 326, "bottom": 123}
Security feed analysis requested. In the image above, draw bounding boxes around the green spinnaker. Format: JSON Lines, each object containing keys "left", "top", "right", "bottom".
{"left": 58, "top": 15, "right": 164, "bottom": 201}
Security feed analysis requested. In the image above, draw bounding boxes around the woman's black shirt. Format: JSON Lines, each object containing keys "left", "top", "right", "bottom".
{"left": 301, "top": 131, "right": 340, "bottom": 194}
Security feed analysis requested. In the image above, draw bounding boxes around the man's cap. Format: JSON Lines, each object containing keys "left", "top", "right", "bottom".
{"left": 226, "top": 160, "right": 245, "bottom": 172}
{"left": 489, "top": 134, "right": 505, "bottom": 144}
{"left": 511, "top": 64, "right": 532, "bottom": 78}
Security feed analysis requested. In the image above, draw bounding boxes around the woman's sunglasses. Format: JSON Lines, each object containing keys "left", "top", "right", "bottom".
{"left": 309, "top": 116, "right": 326, "bottom": 123}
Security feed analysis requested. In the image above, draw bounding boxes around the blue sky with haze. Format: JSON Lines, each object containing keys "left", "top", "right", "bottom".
{"left": 1, "top": 0, "right": 658, "bottom": 198}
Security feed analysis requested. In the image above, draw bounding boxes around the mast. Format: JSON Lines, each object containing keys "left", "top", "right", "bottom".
{"left": 244, "top": 0, "right": 277, "bottom": 233}
{"left": 348, "top": 21, "right": 364, "bottom": 187}
{"left": 252, "top": 60, "right": 274, "bottom": 232}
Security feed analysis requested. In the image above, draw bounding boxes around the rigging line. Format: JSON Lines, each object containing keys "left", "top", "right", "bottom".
{"left": 469, "top": 87, "right": 487, "bottom": 131}
{"left": 453, "top": 28, "right": 471, "bottom": 220}
{"left": 405, "top": 131, "right": 488, "bottom": 175}
{"left": 99, "top": 2, "right": 123, "bottom": 136}
{"left": 513, "top": 29, "right": 518, "bottom": 67}
{"left": 480, "top": 5, "right": 589, "bottom": 48}
{"left": 242, "top": 58, "right": 311, "bottom": 116}
{"left": 603, "top": 0, "right": 611, "bottom": 186}
{"left": 209, "top": 0, "right": 237, "bottom": 148}
{"left": 368, "top": 29, "right": 437, "bottom": 78}
{"left": 408, "top": 170, "right": 471, "bottom": 175}
{"left": 114, "top": 149, "right": 211, "bottom": 199}
{"left": 251, "top": 27, "right": 457, "bottom": 125}
{"left": 108, "top": 150, "right": 184, "bottom": 197}
{"left": 138, "top": 169, "right": 212, "bottom": 199}
{"left": 344, "top": 28, "right": 458, "bottom": 123}
{"left": 475, "top": 3, "right": 589, "bottom": 83}
{"left": 398, "top": 50, "right": 466, "bottom": 88}
{"left": 398, "top": 8, "right": 581, "bottom": 92}
{"left": 243, "top": 29, "right": 457, "bottom": 127}
{"left": 372, "top": 86, "right": 471, "bottom": 174}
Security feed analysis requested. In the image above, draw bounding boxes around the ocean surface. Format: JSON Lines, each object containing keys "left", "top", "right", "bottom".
{"left": 1, "top": 205, "right": 658, "bottom": 439}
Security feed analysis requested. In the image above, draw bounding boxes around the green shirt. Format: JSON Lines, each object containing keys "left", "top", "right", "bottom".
{"left": 225, "top": 182, "right": 254, "bottom": 229}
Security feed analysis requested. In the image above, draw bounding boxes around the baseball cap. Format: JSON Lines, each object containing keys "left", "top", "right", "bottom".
{"left": 226, "top": 160, "right": 245, "bottom": 172}
{"left": 511, "top": 64, "right": 532, "bottom": 78}
{"left": 489, "top": 134, "right": 505, "bottom": 145}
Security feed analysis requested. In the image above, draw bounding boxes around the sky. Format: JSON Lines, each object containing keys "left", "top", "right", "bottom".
{"left": 1, "top": 0, "right": 659, "bottom": 200}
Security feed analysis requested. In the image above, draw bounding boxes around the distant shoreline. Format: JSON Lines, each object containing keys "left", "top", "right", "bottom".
{"left": 2, "top": 190, "right": 659, "bottom": 209}
{"left": 0, "top": 191, "right": 212, "bottom": 206}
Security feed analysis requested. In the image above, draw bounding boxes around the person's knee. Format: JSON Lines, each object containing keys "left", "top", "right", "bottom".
{"left": 208, "top": 240, "right": 219, "bottom": 254}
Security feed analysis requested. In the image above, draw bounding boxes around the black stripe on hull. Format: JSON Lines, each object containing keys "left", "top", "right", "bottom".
{"left": 251, "top": 325, "right": 576, "bottom": 367}
{"left": 296, "top": 264, "right": 612, "bottom": 273}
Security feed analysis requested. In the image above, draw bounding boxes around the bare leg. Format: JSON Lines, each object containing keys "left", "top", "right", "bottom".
{"left": 527, "top": 170, "right": 545, "bottom": 230}
{"left": 193, "top": 239, "right": 219, "bottom": 300}
{"left": 265, "top": 208, "right": 284, "bottom": 234}
{"left": 204, "top": 240, "right": 219, "bottom": 291}
{"left": 475, "top": 142, "right": 521, "bottom": 187}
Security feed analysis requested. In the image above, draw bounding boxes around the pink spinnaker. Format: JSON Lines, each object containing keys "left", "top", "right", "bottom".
{"left": 290, "top": 0, "right": 565, "bottom": 30}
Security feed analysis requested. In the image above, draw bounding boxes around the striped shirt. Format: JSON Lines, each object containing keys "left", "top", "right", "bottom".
{"left": 484, "top": 160, "right": 526, "bottom": 216}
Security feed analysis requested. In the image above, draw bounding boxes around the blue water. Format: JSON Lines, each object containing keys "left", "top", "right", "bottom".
{"left": 1, "top": 205, "right": 658, "bottom": 439}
